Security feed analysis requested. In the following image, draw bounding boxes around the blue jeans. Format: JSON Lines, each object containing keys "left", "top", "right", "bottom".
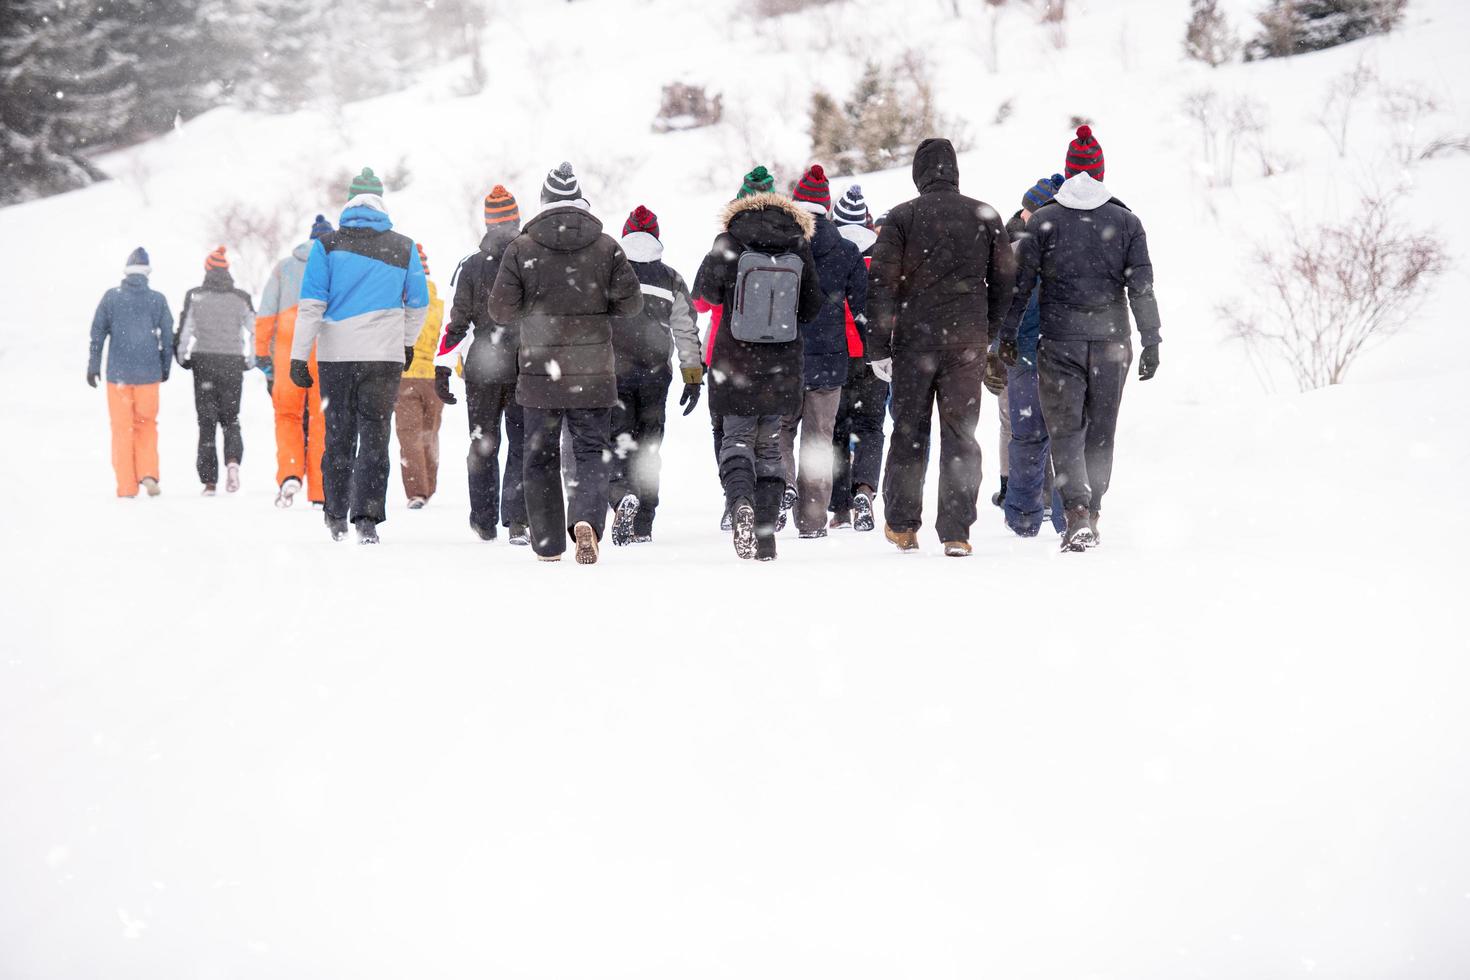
{"left": 1004, "top": 363, "right": 1064, "bottom": 535}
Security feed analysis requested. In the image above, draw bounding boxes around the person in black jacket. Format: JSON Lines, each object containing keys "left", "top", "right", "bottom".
{"left": 828, "top": 185, "right": 883, "bottom": 532}
{"left": 693, "top": 191, "right": 823, "bottom": 561}
{"left": 999, "top": 127, "right": 1162, "bottom": 552}
{"left": 867, "top": 138, "right": 1016, "bottom": 556}
{"left": 487, "top": 162, "right": 643, "bottom": 564}
{"left": 436, "top": 185, "right": 529, "bottom": 545}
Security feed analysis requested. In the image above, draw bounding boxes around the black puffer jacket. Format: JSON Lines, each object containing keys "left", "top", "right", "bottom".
{"left": 489, "top": 205, "right": 643, "bottom": 409}
{"left": 693, "top": 193, "right": 823, "bottom": 417}
{"left": 1000, "top": 174, "right": 1162, "bottom": 349}
{"left": 866, "top": 138, "right": 1016, "bottom": 358}
{"left": 446, "top": 224, "right": 520, "bottom": 385}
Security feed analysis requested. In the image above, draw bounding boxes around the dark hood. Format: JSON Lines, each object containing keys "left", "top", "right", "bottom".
{"left": 524, "top": 206, "right": 602, "bottom": 252}
{"left": 121, "top": 273, "right": 150, "bottom": 289}
{"left": 809, "top": 213, "right": 842, "bottom": 258}
{"left": 720, "top": 192, "right": 816, "bottom": 253}
{"left": 913, "top": 138, "right": 959, "bottom": 194}
{"left": 479, "top": 223, "right": 520, "bottom": 260}
{"left": 202, "top": 267, "right": 235, "bottom": 291}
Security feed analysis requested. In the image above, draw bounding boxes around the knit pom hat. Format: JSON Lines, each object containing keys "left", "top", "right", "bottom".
{"left": 622, "top": 205, "right": 660, "bottom": 240}
{"left": 415, "top": 243, "right": 430, "bottom": 277}
{"left": 204, "top": 246, "right": 229, "bottom": 271}
{"left": 484, "top": 185, "right": 520, "bottom": 226}
{"left": 310, "top": 214, "right": 334, "bottom": 240}
{"left": 833, "top": 184, "right": 871, "bottom": 227}
{"left": 124, "top": 246, "right": 150, "bottom": 274}
{"left": 348, "top": 167, "right": 384, "bottom": 200}
{"left": 792, "top": 164, "right": 832, "bottom": 214}
{"left": 1022, "top": 174, "right": 1065, "bottom": 213}
{"left": 541, "top": 161, "right": 582, "bottom": 205}
{"left": 737, "top": 165, "right": 775, "bottom": 199}
{"left": 1064, "top": 126, "right": 1104, "bottom": 181}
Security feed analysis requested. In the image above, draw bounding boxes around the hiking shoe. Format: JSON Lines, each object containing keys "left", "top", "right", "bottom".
{"left": 852, "top": 489, "right": 876, "bottom": 532}
{"left": 720, "top": 508, "right": 732, "bottom": 531}
{"left": 201, "top": 484, "right": 217, "bottom": 497}
{"left": 798, "top": 527, "right": 828, "bottom": 539}
{"left": 1061, "top": 507, "right": 1096, "bottom": 553}
{"left": 829, "top": 510, "right": 853, "bottom": 530}
{"left": 407, "top": 497, "right": 426, "bottom": 510}
{"left": 731, "top": 499, "right": 756, "bottom": 560}
{"left": 140, "top": 477, "right": 160, "bottom": 497}
{"left": 325, "top": 514, "right": 349, "bottom": 542}
{"left": 884, "top": 524, "right": 919, "bottom": 553}
{"left": 611, "top": 493, "right": 639, "bottom": 547}
{"left": 508, "top": 522, "right": 530, "bottom": 546}
{"left": 573, "top": 521, "right": 599, "bottom": 564}
{"left": 469, "top": 517, "right": 497, "bottom": 541}
{"left": 225, "top": 462, "right": 240, "bottom": 494}
{"left": 1089, "top": 510, "right": 1102, "bottom": 546}
{"left": 943, "top": 540, "right": 973, "bottom": 557}
{"left": 276, "top": 477, "right": 302, "bottom": 509}
{"left": 776, "top": 485, "right": 797, "bottom": 532}
{"left": 355, "top": 518, "right": 380, "bottom": 545}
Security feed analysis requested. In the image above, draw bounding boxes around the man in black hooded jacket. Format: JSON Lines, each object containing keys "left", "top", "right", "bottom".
{"left": 866, "top": 138, "right": 1016, "bottom": 556}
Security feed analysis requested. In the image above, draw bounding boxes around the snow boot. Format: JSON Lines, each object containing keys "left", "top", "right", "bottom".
{"left": 1089, "top": 510, "right": 1102, "bottom": 546}
{"left": 775, "top": 484, "right": 797, "bottom": 532}
{"left": 470, "top": 516, "right": 497, "bottom": 541}
{"left": 633, "top": 533, "right": 653, "bottom": 544}
{"left": 731, "top": 498, "right": 756, "bottom": 560}
{"left": 884, "top": 524, "right": 919, "bottom": 553}
{"left": 225, "top": 462, "right": 240, "bottom": 494}
{"left": 611, "top": 494, "right": 639, "bottom": 547}
{"left": 201, "top": 484, "right": 216, "bottom": 497}
{"left": 275, "top": 477, "right": 301, "bottom": 509}
{"left": 407, "top": 497, "right": 426, "bottom": 510}
{"left": 943, "top": 540, "right": 973, "bottom": 557}
{"left": 140, "top": 476, "right": 160, "bottom": 497}
{"left": 325, "top": 514, "right": 349, "bottom": 542}
{"left": 829, "top": 510, "right": 852, "bottom": 530}
{"left": 754, "top": 478, "right": 783, "bottom": 561}
{"left": 1061, "top": 506, "right": 1096, "bottom": 553}
{"left": 573, "top": 521, "right": 599, "bottom": 565}
{"left": 355, "top": 518, "right": 379, "bottom": 545}
{"left": 799, "top": 527, "right": 828, "bottom": 540}
{"left": 852, "top": 487, "right": 876, "bottom": 532}
{"left": 990, "top": 475, "right": 1008, "bottom": 508}
{"left": 508, "top": 522, "right": 530, "bottom": 546}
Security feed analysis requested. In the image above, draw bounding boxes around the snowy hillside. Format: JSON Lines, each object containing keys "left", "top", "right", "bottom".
{"left": 3, "top": 0, "right": 1470, "bottom": 977}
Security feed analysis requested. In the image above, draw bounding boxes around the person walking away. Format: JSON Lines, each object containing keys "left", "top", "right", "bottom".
{"left": 778, "top": 165, "right": 867, "bottom": 539}
{"left": 999, "top": 127, "right": 1161, "bottom": 551}
{"left": 866, "top": 138, "right": 1016, "bottom": 557}
{"left": 256, "top": 214, "right": 333, "bottom": 508}
{"left": 176, "top": 246, "right": 255, "bottom": 495}
{"left": 88, "top": 247, "right": 174, "bottom": 497}
{"left": 290, "top": 168, "right": 429, "bottom": 544}
{"left": 394, "top": 243, "right": 445, "bottom": 508}
{"left": 827, "top": 185, "right": 885, "bottom": 532}
{"left": 1000, "top": 176, "right": 1067, "bottom": 537}
{"left": 607, "top": 205, "right": 703, "bottom": 545}
{"left": 487, "top": 162, "right": 643, "bottom": 564}
{"left": 435, "top": 185, "right": 529, "bottom": 543}
{"left": 693, "top": 190, "right": 822, "bottom": 561}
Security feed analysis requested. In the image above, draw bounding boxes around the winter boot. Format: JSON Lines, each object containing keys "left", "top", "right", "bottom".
{"left": 140, "top": 476, "right": 160, "bottom": 497}
{"left": 355, "top": 518, "right": 379, "bottom": 545}
{"left": 508, "top": 522, "right": 530, "bottom": 547}
{"left": 1061, "top": 506, "right": 1096, "bottom": 553}
{"left": 225, "top": 462, "right": 240, "bottom": 494}
{"left": 325, "top": 513, "right": 349, "bottom": 542}
{"left": 633, "top": 533, "right": 653, "bottom": 544}
{"left": 884, "top": 524, "right": 919, "bottom": 553}
{"left": 830, "top": 510, "right": 852, "bottom": 530}
{"left": 470, "top": 516, "right": 497, "bottom": 541}
{"left": 275, "top": 477, "right": 301, "bottom": 509}
{"left": 731, "top": 498, "right": 756, "bottom": 560}
{"left": 754, "top": 478, "right": 784, "bottom": 561}
{"left": 407, "top": 497, "right": 426, "bottom": 510}
{"left": 799, "top": 527, "right": 828, "bottom": 540}
{"left": 201, "top": 484, "right": 217, "bottom": 497}
{"left": 573, "top": 521, "right": 599, "bottom": 565}
{"left": 611, "top": 494, "right": 639, "bottom": 547}
{"left": 852, "top": 486, "right": 876, "bottom": 533}
{"left": 990, "top": 475, "right": 1008, "bottom": 508}
{"left": 775, "top": 484, "right": 797, "bottom": 532}
{"left": 943, "top": 540, "right": 973, "bottom": 557}
{"left": 1089, "top": 510, "right": 1102, "bottom": 546}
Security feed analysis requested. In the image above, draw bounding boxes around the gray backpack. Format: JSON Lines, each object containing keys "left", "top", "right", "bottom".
{"left": 728, "top": 251, "right": 803, "bottom": 344}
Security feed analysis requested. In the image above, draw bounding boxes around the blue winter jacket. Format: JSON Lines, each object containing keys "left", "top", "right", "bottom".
{"left": 88, "top": 274, "right": 174, "bottom": 384}
{"left": 802, "top": 214, "right": 867, "bottom": 389}
{"left": 291, "top": 195, "right": 430, "bottom": 363}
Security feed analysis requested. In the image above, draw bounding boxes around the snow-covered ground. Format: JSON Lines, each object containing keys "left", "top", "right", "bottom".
{"left": 3, "top": 0, "right": 1469, "bottom": 977}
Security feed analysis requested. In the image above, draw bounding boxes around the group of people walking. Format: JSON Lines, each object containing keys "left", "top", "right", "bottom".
{"left": 86, "top": 124, "right": 1162, "bottom": 561}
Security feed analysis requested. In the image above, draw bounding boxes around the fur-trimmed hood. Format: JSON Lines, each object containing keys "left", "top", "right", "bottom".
{"left": 719, "top": 192, "right": 816, "bottom": 241}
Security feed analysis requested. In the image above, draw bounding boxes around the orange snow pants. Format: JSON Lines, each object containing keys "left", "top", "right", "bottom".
{"left": 107, "top": 382, "right": 160, "bottom": 497}
{"left": 272, "top": 358, "right": 326, "bottom": 502}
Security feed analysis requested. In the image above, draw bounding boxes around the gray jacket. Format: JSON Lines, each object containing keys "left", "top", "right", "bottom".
{"left": 177, "top": 269, "right": 254, "bottom": 364}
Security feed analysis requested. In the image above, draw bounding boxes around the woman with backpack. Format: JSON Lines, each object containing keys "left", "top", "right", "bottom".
{"left": 692, "top": 191, "right": 822, "bottom": 561}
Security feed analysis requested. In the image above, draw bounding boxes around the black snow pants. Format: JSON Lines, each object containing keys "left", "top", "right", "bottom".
{"left": 191, "top": 352, "right": 244, "bottom": 485}
{"left": 830, "top": 361, "right": 888, "bottom": 513}
{"left": 522, "top": 405, "right": 612, "bottom": 558}
{"left": 465, "top": 380, "right": 527, "bottom": 529}
{"left": 607, "top": 372, "right": 670, "bottom": 535}
{"left": 1036, "top": 338, "right": 1131, "bottom": 515}
{"left": 318, "top": 360, "right": 401, "bottom": 525}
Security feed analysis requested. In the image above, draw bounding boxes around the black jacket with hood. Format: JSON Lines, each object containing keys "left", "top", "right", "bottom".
{"left": 692, "top": 193, "right": 823, "bottom": 417}
{"left": 488, "top": 204, "right": 644, "bottom": 409}
{"left": 802, "top": 214, "right": 867, "bottom": 389}
{"left": 444, "top": 224, "right": 520, "bottom": 385}
{"left": 866, "top": 138, "right": 1016, "bottom": 359}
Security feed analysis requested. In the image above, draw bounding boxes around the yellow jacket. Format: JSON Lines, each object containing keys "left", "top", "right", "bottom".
{"left": 404, "top": 280, "right": 443, "bottom": 379}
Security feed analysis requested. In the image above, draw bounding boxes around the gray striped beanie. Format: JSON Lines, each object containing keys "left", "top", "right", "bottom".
{"left": 541, "top": 161, "right": 582, "bottom": 205}
{"left": 833, "top": 184, "right": 871, "bottom": 227}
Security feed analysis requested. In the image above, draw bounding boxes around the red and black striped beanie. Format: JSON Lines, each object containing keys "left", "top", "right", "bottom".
{"left": 622, "top": 205, "right": 659, "bottom": 240}
{"left": 793, "top": 164, "right": 831, "bottom": 214}
{"left": 484, "top": 185, "right": 519, "bottom": 227}
{"left": 204, "top": 246, "right": 229, "bottom": 271}
{"left": 1065, "top": 125, "right": 1104, "bottom": 181}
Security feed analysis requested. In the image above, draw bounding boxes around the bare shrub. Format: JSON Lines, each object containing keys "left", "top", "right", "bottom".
{"left": 652, "top": 82, "right": 724, "bottom": 133}
{"left": 993, "top": 98, "right": 1015, "bottom": 126}
{"left": 1183, "top": 90, "right": 1274, "bottom": 186}
{"left": 1378, "top": 82, "right": 1440, "bottom": 165}
{"left": 980, "top": 0, "right": 1008, "bottom": 73}
{"left": 809, "top": 51, "right": 951, "bottom": 176}
{"left": 1184, "top": 0, "right": 1240, "bottom": 67}
{"left": 1220, "top": 190, "right": 1448, "bottom": 391}
{"left": 207, "top": 199, "right": 302, "bottom": 295}
{"left": 1318, "top": 60, "right": 1376, "bottom": 158}
{"left": 1418, "top": 134, "right": 1470, "bottom": 160}
{"left": 1033, "top": 0, "right": 1068, "bottom": 48}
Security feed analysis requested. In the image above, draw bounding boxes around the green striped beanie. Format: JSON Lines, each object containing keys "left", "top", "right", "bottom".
{"left": 347, "top": 167, "right": 383, "bottom": 200}
{"left": 737, "top": 165, "right": 775, "bottom": 199}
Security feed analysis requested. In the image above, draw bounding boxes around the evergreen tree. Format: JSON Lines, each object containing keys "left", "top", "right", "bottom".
{"left": 238, "top": 0, "right": 327, "bottom": 111}
{"left": 1184, "top": 0, "right": 1240, "bottom": 67}
{"left": 1247, "top": 0, "right": 1408, "bottom": 60}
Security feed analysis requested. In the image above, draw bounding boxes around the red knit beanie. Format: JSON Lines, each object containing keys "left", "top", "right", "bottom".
{"left": 1065, "top": 125, "right": 1104, "bottom": 181}
{"left": 623, "top": 205, "right": 660, "bottom": 240}
{"left": 204, "top": 246, "right": 229, "bottom": 271}
{"left": 416, "top": 242, "right": 430, "bottom": 277}
{"left": 793, "top": 164, "right": 831, "bottom": 213}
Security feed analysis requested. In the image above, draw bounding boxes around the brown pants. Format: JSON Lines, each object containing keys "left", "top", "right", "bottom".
{"left": 106, "top": 382, "right": 160, "bottom": 496}
{"left": 394, "top": 378, "right": 444, "bottom": 500}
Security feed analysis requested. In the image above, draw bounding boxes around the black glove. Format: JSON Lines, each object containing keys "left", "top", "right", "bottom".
{"left": 179, "top": 357, "right": 192, "bottom": 371}
{"left": 87, "top": 371, "right": 99, "bottom": 388}
{"left": 290, "top": 359, "right": 314, "bottom": 389}
{"left": 434, "top": 366, "right": 457, "bottom": 405}
{"left": 679, "top": 381, "right": 701, "bottom": 416}
{"left": 998, "top": 337, "right": 1019, "bottom": 368}
{"left": 983, "top": 351, "right": 1007, "bottom": 395}
{"left": 404, "top": 345, "right": 415, "bottom": 371}
{"left": 1138, "top": 344, "right": 1160, "bottom": 381}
